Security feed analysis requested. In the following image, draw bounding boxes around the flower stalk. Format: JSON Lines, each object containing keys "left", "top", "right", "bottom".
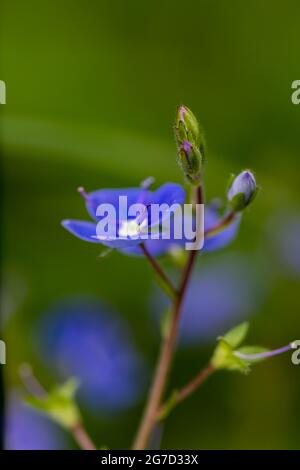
{"left": 157, "top": 363, "right": 215, "bottom": 421}
{"left": 140, "top": 244, "right": 176, "bottom": 298}
{"left": 133, "top": 185, "right": 203, "bottom": 450}
{"left": 234, "top": 343, "right": 293, "bottom": 361}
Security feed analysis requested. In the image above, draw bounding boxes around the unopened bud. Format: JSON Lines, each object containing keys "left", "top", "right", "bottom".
{"left": 177, "top": 140, "right": 202, "bottom": 185}
{"left": 227, "top": 170, "right": 257, "bottom": 212}
{"left": 175, "top": 105, "right": 204, "bottom": 152}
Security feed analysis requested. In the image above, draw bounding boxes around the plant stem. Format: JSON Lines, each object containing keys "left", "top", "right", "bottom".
{"left": 133, "top": 186, "right": 203, "bottom": 450}
{"left": 141, "top": 244, "right": 176, "bottom": 296}
{"left": 71, "top": 422, "right": 97, "bottom": 450}
{"left": 204, "top": 211, "right": 235, "bottom": 237}
{"left": 158, "top": 363, "right": 214, "bottom": 419}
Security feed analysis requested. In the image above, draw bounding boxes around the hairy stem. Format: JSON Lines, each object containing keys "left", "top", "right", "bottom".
{"left": 133, "top": 186, "right": 203, "bottom": 450}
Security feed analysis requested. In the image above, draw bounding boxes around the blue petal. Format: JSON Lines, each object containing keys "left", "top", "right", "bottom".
{"left": 148, "top": 183, "right": 186, "bottom": 227}
{"left": 61, "top": 219, "right": 99, "bottom": 243}
{"left": 85, "top": 188, "right": 148, "bottom": 220}
{"left": 62, "top": 219, "right": 146, "bottom": 248}
{"left": 120, "top": 239, "right": 181, "bottom": 257}
{"left": 121, "top": 206, "right": 240, "bottom": 257}
{"left": 151, "top": 183, "right": 186, "bottom": 206}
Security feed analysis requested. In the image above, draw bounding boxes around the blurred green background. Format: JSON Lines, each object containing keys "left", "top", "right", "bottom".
{"left": 1, "top": 0, "right": 300, "bottom": 449}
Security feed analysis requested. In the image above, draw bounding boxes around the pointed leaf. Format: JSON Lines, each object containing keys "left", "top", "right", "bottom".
{"left": 25, "top": 379, "right": 81, "bottom": 429}
{"left": 221, "top": 322, "right": 249, "bottom": 349}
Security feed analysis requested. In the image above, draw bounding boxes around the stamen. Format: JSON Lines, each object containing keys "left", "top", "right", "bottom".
{"left": 136, "top": 204, "right": 150, "bottom": 226}
{"left": 140, "top": 176, "right": 155, "bottom": 190}
{"left": 234, "top": 343, "right": 294, "bottom": 361}
{"left": 77, "top": 186, "right": 89, "bottom": 200}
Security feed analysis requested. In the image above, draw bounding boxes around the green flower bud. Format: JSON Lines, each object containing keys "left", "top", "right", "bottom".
{"left": 177, "top": 140, "right": 202, "bottom": 185}
{"left": 175, "top": 105, "right": 198, "bottom": 144}
{"left": 175, "top": 105, "right": 204, "bottom": 152}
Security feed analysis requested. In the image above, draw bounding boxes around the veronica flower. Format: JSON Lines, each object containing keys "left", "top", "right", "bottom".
{"left": 152, "top": 253, "right": 262, "bottom": 346}
{"left": 62, "top": 182, "right": 185, "bottom": 249}
{"left": 62, "top": 181, "right": 240, "bottom": 257}
{"left": 5, "top": 392, "right": 66, "bottom": 450}
{"left": 35, "top": 298, "right": 146, "bottom": 414}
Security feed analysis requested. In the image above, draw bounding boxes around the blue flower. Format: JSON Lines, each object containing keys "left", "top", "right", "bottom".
{"left": 35, "top": 298, "right": 146, "bottom": 415}
{"left": 271, "top": 212, "right": 300, "bottom": 277}
{"left": 62, "top": 182, "right": 240, "bottom": 257}
{"left": 5, "top": 392, "right": 66, "bottom": 450}
{"left": 62, "top": 182, "right": 185, "bottom": 250}
{"left": 152, "top": 253, "right": 263, "bottom": 346}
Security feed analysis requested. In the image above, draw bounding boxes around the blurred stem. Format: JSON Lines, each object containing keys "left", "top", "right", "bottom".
{"left": 157, "top": 363, "right": 215, "bottom": 420}
{"left": 70, "top": 423, "right": 97, "bottom": 451}
{"left": 133, "top": 185, "right": 203, "bottom": 450}
{"left": 141, "top": 244, "right": 176, "bottom": 298}
{"left": 19, "top": 364, "right": 96, "bottom": 451}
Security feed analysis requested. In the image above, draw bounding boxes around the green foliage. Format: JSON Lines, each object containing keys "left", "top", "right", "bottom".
{"left": 222, "top": 322, "right": 249, "bottom": 349}
{"left": 212, "top": 323, "right": 269, "bottom": 374}
{"left": 25, "top": 379, "right": 81, "bottom": 430}
{"left": 211, "top": 338, "right": 250, "bottom": 373}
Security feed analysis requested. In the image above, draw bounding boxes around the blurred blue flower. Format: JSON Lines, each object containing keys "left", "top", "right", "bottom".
{"left": 62, "top": 183, "right": 240, "bottom": 257}
{"left": 152, "top": 253, "right": 262, "bottom": 346}
{"left": 35, "top": 298, "right": 146, "bottom": 414}
{"left": 5, "top": 392, "right": 66, "bottom": 450}
{"left": 272, "top": 212, "right": 300, "bottom": 277}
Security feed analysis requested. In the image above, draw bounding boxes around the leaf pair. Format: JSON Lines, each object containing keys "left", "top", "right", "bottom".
{"left": 211, "top": 322, "right": 268, "bottom": 373}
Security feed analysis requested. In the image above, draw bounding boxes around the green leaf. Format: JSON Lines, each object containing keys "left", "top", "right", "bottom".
{"left": 221, "top": 322, "right": 249, "bottom": 349}
{"left": 211, "top": 339, "right": 250, "bottom": 373}
{"left": 229, "top": 192, "right": 247, "bottom": 212}
{"left": 25, "top": 379, "right": 81, "bottom": 430}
